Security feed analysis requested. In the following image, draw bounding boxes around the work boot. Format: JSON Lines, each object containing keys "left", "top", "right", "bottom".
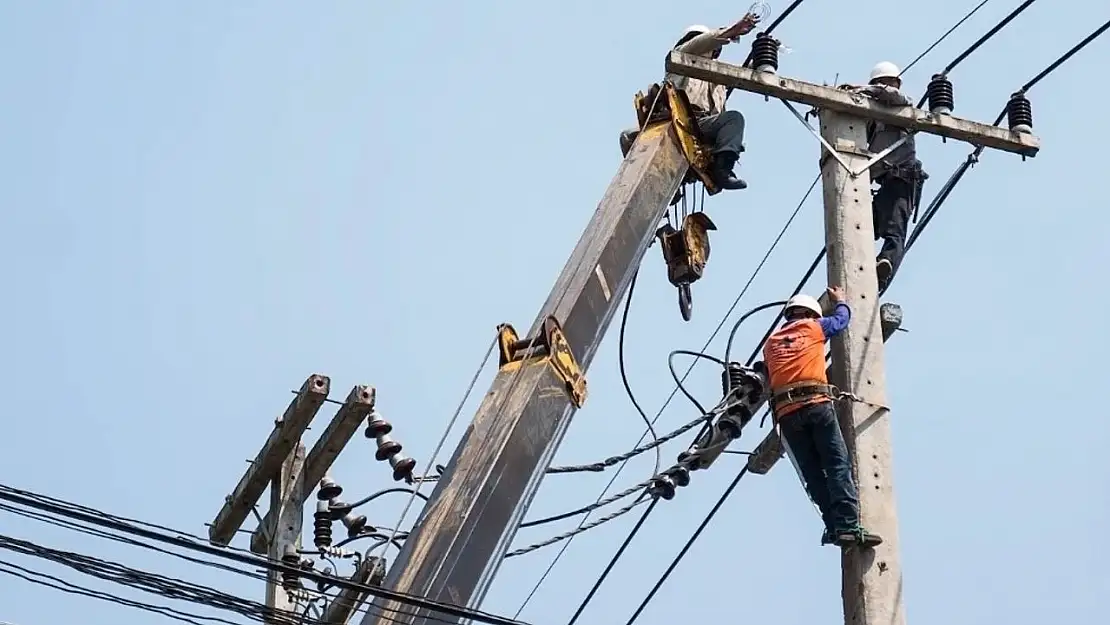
{"left": 835, "top": 526, "right": 883, "bottom": 549}
{"left": 619, "top": 130, "right": 639, "bottom": 157}
{"left": 875, "top": 258, "right": 893, "bottom": 290}
{"left": 820, "top": 528, "right": 836, "bottom": 546}
{"left": 708, "top": 152, "right": 748, "bottom": 191}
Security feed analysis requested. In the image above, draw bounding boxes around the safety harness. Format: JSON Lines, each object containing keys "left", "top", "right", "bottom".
{"left": 768, "top": 380, "right": 837, "bottom": 413}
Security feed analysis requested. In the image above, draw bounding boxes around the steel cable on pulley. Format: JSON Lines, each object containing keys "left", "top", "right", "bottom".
{"left": 618, "top": 18, "right": 1110, "bottom": 625}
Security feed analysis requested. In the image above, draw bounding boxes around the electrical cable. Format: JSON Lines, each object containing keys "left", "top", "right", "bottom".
{"left": 564, "top": 499, "right": 659, "bottom": 625}
{"left": 2, "top": 500, "right": 435, "bottom": 625}
{"left": 506, "top": 497, "right": 653, "bottom": 558}
{"left": 620, "top": 468, "right": 751, "bottom": 625}
{"left": 549, "top": 272, "right": 662, "bottom": 476}
{"left": 0, "top": 559, "right": 235, "bottom": 625}
{"left": 616, "top": 272, "right": 662, "bottom": 475}
{"left": 909, "top": 15, "right": 1110, "bottom": 251}
{"left": 724, "top": 300, "right": 789, "bottom": 366}
{"left": 915, "top": 0, "right": 1038, "bottom": 107}
{"left": 0, "top": 484, "right": 533, "bottom": 625}
{"left": 900, "top": 0, "right": 992, "bottom": 78}
{"left": 347, "top": 488, "right": 429, "bottom": 510}
{"left": 0, "top": 502, "right": 273, "bottom": 586}
{"left": 666, "top": 350, "right": 727, "bottom": 416}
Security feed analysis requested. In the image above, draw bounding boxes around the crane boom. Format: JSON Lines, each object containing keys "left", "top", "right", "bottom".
{"left": 362, "top": 116, "right": 697, "bottom": 625}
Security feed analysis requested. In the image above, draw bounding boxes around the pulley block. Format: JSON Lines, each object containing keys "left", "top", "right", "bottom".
{"left": 655, "top": 212, "right": 717, "bottom": 322}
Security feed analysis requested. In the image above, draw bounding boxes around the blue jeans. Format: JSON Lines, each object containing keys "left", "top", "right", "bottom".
{"left": 779, "top": 400, "right": 859, "bottom": 533}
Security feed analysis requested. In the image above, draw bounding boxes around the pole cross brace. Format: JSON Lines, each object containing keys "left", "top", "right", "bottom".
{"left": 782, "top": 99, "right": 909, "bottom": 178}
{"left": 496, "top": 316, "right": 587, "bottom": 408}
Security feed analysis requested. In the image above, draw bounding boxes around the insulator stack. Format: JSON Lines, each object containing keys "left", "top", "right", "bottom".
{"left": 750, "top": 33, "right": 780, "bottom": 74}
{"left": 648, "top": 465, "right": 691, "bottom": 500}
{"left": 313, "top": 500, "right": 333, "bottom": 548}
{"left": 1007, "top": 91, "right": 1033, "bottom": 133}
{"left": 280, "top": 545, "right": 302, "bottom": 590}
{"left": 926, "top": 73, "right": 954, "bottom": 115}
{"left": 365, "top": 413, "right": 417, "bottom": 482}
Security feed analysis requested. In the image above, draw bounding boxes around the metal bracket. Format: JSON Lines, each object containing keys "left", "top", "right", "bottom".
{"left": 496, "top": 316, "right": 587, "bottom": 408}
{"left": 632, "top": 82, "right": 721, "bottom": 196}
{"left": 781, "top": 99, "right": 911, "bottom": 179}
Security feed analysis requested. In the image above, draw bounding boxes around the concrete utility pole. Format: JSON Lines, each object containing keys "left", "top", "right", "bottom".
{"left": 665, "top": 51, "right": 1039, "bottom": 625}
{"left": 206, "top": 375, "right": 378, "bottom": 624}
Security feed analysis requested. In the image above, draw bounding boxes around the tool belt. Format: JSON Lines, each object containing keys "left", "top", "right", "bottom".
{"left": 768, "top": 381, "right": 836, "bottom": 412}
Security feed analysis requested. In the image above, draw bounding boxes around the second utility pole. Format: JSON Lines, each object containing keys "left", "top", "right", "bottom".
{"left": 817, "top": 110, "right": 902, "bottom": 625}
{"left": 665, "top": 48, "right": 1039, "bottom": 625}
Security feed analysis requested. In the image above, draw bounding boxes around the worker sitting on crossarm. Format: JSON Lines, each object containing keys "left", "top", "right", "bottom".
{"left": 841, "top": 62, "right": 929, "bottom": 291}
{"left": 619, "top": 12, "right": 760, "bottom": 191}
{"left": 762, "top": 288, "right": 882, "bottom": 549}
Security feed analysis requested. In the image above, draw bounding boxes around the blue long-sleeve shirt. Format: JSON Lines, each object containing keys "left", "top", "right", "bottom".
{"left": 818, "top": 302, "right": 851, "bottom": 339}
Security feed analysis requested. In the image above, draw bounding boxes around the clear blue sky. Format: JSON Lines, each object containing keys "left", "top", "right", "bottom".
{"left": 1, "top": 1, "right": 1106, "bottom": 624}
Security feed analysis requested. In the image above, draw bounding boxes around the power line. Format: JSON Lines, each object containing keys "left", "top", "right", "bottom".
{"left": 0, "top": 484, "right": 531, "bottom": 625}
{"left": 565, "top": 499, "right": 659, "bottom": 625}
{"left": 621, "top": 468, "right": 751, "bottom": 625}
{"left": 909, "top": 15, "right": 1110, "bottom": 251}
{"left": 901, "top": 0, "right": 992, "bottom": 78}
{"left": 2, "top": 500, "right": 457, "bottom": 625}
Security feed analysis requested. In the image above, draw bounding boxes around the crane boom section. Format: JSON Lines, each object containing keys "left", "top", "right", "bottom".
{"left": 363, "top": 121, "right": 689, "bottom": 625}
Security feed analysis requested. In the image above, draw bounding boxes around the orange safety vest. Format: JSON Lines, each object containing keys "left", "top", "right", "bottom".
{"left": 762, "top": 319, "right": 830, "bottom": 418}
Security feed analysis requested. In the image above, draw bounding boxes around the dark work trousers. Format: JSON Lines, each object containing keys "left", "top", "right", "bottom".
{"left": 697, "top": 109, "right": 746, "bottom": 156}
{"left": 872, "top": 175, "right": 922, "bottom": 275}
{"left": 618, "top": 109, "right": 746, "bottom": 157}
{"left": 778, "top": 400, "right": 859, "bottom": 533}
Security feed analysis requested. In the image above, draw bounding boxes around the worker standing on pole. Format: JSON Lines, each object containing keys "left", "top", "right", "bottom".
{"left": 620, "top": 11, "right": 761, "bottom": 191}
{"left": 840, "top": 62, "right": 928, "bottom": 290}
{"left": 762, "top": 287, "right": 882, "bottom": 548}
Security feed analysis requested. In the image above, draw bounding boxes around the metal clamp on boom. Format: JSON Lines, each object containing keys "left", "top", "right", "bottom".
{"left": 496, "top": 316, "right": 587, "bottom": 408}
{"left": 633, "top": 82, "right": 722, "bottom": 198}
{"left": 655, "top": 212, "right": 716, "bottom": 321}
{"left": 678, "top": 362, "right": 767, "bottom": 471}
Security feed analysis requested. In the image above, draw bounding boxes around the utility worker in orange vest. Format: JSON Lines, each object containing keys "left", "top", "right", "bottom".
{"left": 762, "top": 286, "right": 882, "bottom": 548}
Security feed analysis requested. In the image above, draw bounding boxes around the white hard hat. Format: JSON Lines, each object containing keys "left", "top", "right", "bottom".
{"left": 784, "top": 294, "right": 822, "bottom": 318}
{"left": 869, "top": 61, "right": 901, "bottom": 82}
{"left": 682, "top": 24, "right": 712, "bottom": 37}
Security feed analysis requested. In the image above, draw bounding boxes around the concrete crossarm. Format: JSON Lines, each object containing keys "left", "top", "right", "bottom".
{"left": 208, "top": 374, "right": 330, "bottom": 546}
{"left": 665, "top": 51, "right": 1040, "bottom": 157}
{"left": 250, "top": 385, "right": 376, "bottom": 554}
